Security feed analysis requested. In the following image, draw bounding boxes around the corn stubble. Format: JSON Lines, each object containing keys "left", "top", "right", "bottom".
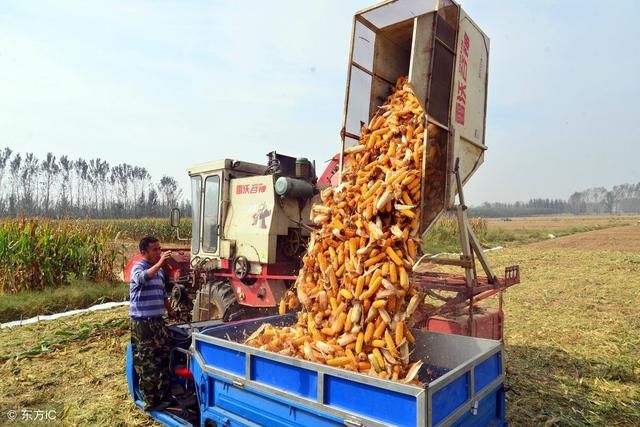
{"left": 248, "top": 77, "right": 429, "bottom": 383}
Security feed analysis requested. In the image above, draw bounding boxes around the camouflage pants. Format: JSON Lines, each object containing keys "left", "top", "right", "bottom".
{"left": 131, "top": 317, "right": 171, "bottom": 406}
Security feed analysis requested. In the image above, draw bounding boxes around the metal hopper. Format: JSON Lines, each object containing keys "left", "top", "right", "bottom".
{"left": 339, "top": 0, "right": 490, "bottom": 236}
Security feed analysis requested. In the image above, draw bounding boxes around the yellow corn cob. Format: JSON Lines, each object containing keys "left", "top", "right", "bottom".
{"left": 321, "top": 327, "right": 335, "bottom": 337}
{"left": 399, "top": 267, "right": 409, "bottom": 288}
{"left": 407, "top": 177, "right": 420, "bottom": 191}
{"left": 405, "top": 327, "right": 415, "bottom": 344}
{"left": 355, "top": 331, "right": 364, "bottom": 353}
{"left": 386, "top": 247, "right": 404, "bottom": 266}
{"left": 334, "top": 312, "right": 347, "bottom": 335}
{"left": 328, "top": 266, "right": 338, "bottom": 292}
{"left": 407, "top": 239, "right": 416, "bottom": 259}
{"left": 381, "top": 262, "right": 389, "bottom": 277}
{"left": 364, "top": 253, "right": 386, "bottom": 268}
{"left": 358, "top": 361, "right": 371, "bottom": 371}
{"left": 340, "top": 289, "right": 354, "bottom": 301}
{"left": 373, "top": 321, "right": 387, "bottom": 339}
{"left": 345, "top": 348, "right": 357, "bottom": 364}
{"left": 354, "top": 276, "right": 365, "bottom": 299}
{"left": 364, "top": 322, "right": 375, "bottom": 343}
{"left": 349, "top": 238, "right": 358, "bottom": 262}
{"left": 360, "top": 275, "right": 383, "bottom": 300}
{"left": 363, "top": 180, "right": 382, "bottom": 200}
{"left": 406, "top": 124, "right": 414, "bottom": 141}
{"left": 395, "top": 322, "right": 404, "bottom": 346}
{"left": 329, "top": 247, "right": 338, "bottom": 269}
{"left": 336, "top": 263, "right": 345, "bottom": 278}
{"left": 372, "top": 299, "right": 387, "bottom": 309}
{"left": 389, "top": 262, "right": 398, "bottom": 284}
{"left": 344, "top": 308, "right": 353, "bottom": 332}
{"left": 317, "top": 253, "right": 328, "bottom": 275}
{"left": 388, "top": 140, "right": 397, "bottom": 157}
{"left": 401, "top": 191, "right": 413, "bottom": 206}
{"left": 327, "top": 357, "right": 351, "bottom": 367}
{"left": 372, "top": 348, "right": 386, "bottom": 369}
{"left": 385, "top": 329, "right": 398, "bottom": 356}
{"left": 400, "top": 209, "right": 415, "bottom": 218}
{"left": 292, "top": 336, "right": 307, "bottom": 347}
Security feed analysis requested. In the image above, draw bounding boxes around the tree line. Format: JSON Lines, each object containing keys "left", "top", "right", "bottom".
{"left": 0, "top": 147, "right": 190, "bottom": 218}
{"left": 567, "top": 183, "right": 640, "bottom": 214}
{"left": 470, "top": 183, "right": 640, "bottom": 217}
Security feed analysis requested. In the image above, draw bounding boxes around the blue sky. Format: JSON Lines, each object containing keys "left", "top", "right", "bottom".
{"left": 1, "top": 0, "right": 639, "bottom": 205}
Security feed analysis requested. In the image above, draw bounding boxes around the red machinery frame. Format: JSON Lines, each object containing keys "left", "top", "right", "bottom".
{"left": 412, "top": 266, "right": 520, "bottom": 340}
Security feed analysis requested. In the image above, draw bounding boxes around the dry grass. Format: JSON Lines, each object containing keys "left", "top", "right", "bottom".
{"left": 424, "top": 215, "right": 640, "bottom": 254}
{"left": 1, "top": 220, "right": 638, "bottom": 425}
{"left": 529, "top": 224, "right": 640, "bottom": 251}
{"left": 488, "top": 245, "right": 640, "bottom": 425}
{"left": 487, "top": 215, "right": 640, "bottom": 232}
{"left": 0, "top": 307, "right": 155, "bottom": 426}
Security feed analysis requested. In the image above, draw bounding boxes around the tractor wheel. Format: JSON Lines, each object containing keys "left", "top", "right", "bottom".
{"left": 191, "top": 280, "right": 245, "bottom": 322}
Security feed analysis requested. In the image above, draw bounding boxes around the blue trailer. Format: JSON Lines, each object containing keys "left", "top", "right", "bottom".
{"left": 127, "top": 314, "right": 506, "bottom": 426}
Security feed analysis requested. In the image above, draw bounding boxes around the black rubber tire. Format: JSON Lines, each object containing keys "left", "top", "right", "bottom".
{"left": 191, "top": 280, "right": 245, "bottom": 322}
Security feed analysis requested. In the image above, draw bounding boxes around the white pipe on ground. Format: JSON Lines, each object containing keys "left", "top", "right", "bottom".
{"left": 0, "top": 301, "right": 130, "bottom": 329}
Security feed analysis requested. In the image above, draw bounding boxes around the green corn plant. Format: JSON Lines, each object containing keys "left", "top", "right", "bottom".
{"left": 0, "top": 218, "right": 123, "bottom": 294}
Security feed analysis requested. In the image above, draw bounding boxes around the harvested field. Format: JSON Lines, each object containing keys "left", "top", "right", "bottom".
{"left": 529, "top": 224, "right": 640, "bottom": 251}
{"left": 0, "top": 307, "right": 153, "bottom": 426}
{"left": 486, "top": 215, "right": 639, "bottom": 232}
{"left": 489, "top": 246, "right": 640, "bottom": 425}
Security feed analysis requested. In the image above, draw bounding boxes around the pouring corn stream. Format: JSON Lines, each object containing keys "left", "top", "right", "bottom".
{"left": 244, "top": 77, "right": 428, "bottom": 383}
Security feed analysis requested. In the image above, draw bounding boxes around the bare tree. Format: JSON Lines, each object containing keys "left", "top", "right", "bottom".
{"left": 158, "top": 176, "right": 182, "bottom": 213}
{"left": 74, "top": 158, "right": 89, "bottom": 210}
{"left": 147, "top": 185, "right": 160, "bottom": 216}
{"left": 111, "top": 163, "right": 133, "bottom": 210}
{"left": 9, "top": 153, "right": 22, "bottom": 214}
{"left": 0, "top": 148, "right": 186, "bottom": 217}
{"left": 20, "top": 153, "right": 40, "bottom": 214}
{"left": 96, "top": 160, "right": 110, "bottom": 211}
{"left": 59, "top": 155, "right": 74, "bottom": 210}
{"left": 88, "top": 159, "right": 101, "bottom": 210}
{"left": 41, "top": 153, "right": 60, "bottom": 213}
{"left": 0, "top": 148, "right": 12, "bottom": 195}
{"left": 602, "top": 191, "right": 615, "bottom": 214}
{"left": 132, "top": 166, "right": 150, "bottom": 216}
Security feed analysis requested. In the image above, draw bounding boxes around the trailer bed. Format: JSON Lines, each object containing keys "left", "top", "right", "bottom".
{"left": 190, "top": 314, "right": 506, "bottom": 426}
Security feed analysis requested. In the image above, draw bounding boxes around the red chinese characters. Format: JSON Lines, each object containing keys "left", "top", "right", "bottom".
{"left": 455, "top": 32, "right": 470, "bottom": 125}
{"left": 236, "top": 183, "right": 267, "bottom": 195}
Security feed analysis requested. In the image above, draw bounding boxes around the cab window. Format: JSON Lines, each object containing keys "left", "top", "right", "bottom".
{"left": 202, "top": 175, "right": 220, "bottom": 252}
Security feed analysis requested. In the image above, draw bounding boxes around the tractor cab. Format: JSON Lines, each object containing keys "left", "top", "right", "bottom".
{"left": 182, "top": 158, "right": 268, "bottom": 265}
{"left": 170, "top": 152, "right": 321, "bottom": 322}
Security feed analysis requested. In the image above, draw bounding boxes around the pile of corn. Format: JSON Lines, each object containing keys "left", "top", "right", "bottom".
{"left": 248, "top": 77, "right": 425, "bottom": 382}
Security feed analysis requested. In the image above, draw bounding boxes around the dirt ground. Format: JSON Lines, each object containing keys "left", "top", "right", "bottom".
{"left": 487, "top": 215, "right": 640, "bottom": 232}
{"left": 530, "top": 224, "right": 640, "bottom": 251}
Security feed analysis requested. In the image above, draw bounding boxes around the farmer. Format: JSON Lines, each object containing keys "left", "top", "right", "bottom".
{"left": 129, "top": 235, "right": 176, "bottom": 411}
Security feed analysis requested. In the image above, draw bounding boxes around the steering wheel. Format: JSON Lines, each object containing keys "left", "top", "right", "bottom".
{"left": 233, "top": 256, "right": 249, "bottom": 280}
